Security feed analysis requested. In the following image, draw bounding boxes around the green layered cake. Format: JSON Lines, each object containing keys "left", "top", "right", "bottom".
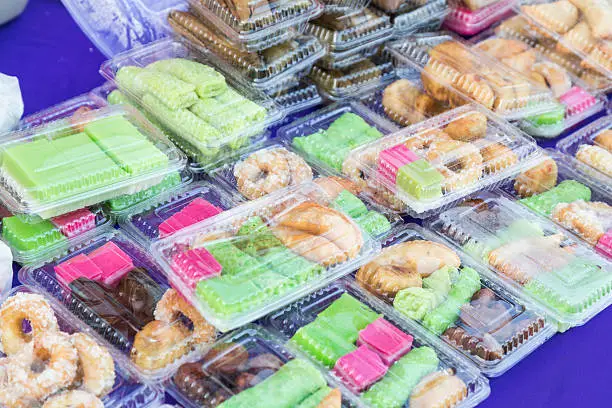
{"left": 2, "top": 216, "right": 67, "bottom": 252}
{"left": 396, "top": 159, "right": 444, "bottom": 200}
{"left": 106, "top": 171, "right": 183, "bottom": 212}
{"left": 148, "top": 58, "right": 227, "bottom": 98}
{"left": 330, "top": 190, "right": 391, "bottom": 237}
{"left": 520, "top": 180, "right": 591, "bottom": 216}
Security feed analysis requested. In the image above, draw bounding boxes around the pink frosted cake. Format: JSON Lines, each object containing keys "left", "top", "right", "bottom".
{"left": 333, "top": 345, "right": 388, "bottom": 393}
{"left": 358, "top": 317, "right": 414, "bottom": 365}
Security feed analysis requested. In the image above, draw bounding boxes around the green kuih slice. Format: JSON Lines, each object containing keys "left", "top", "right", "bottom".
{"left": 296, "top": 386, "right": 334, "bottom": 408}
{"left": 2, "top": 216, "right": 67, "bottom": 251}
{"left": 520, "top": 180, "right": 592, "bottom": 216}
{"left": 106, "top": 171, "right": 183, "bottom": 212}
{"left": 148, "top": 58, "right": 227, "bottom": 98}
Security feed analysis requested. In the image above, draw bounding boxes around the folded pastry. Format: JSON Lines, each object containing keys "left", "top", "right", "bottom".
{"left": 568, "top": 0, "right": 612, "bottom": 40}
{"left": 556, "top": 21, "right": 595, "bottom": 55}
{"left": 521, "top": 1, "right": 579, "bottom": 34}
{"left": 476, "top": 38, "right": 531, "bottom": 60}
{"left": 531, "top": 62, "right": 572, "bottom": 97}
{"left": 552, "top": 200, "right": 612, "bottom": 245}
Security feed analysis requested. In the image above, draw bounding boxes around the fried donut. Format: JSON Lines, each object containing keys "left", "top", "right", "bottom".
{"left": 131, "top": 320, "right": 191, "bottom": 371}
{"left": 0, "top": 293, "right": 59, "bottom": 355}
{"left": 594, "top": 130, "right": 612, "bottom": 152}
{"left": 426, "top": 140, "right": 483, "bottom": 192}
{"left": 234, "top": 148, "right": 313, "bottom": 200}
{"left": 552, "top": 200, "right": 612, "bottom": 245}
{"left": 313, "top": 176, "right": 361, "bottom": 200}
{"left": 479, "top": 142, "right": 519, "bottom": 174}
{"left": 513, "top": 157, "right": 558, "bottom": 198}
{"left": 42, "top": 390, "right": 104, "bottom": 408}
{"left": 404, "top": 129, "right": 451, "bottom": 156}
{"left": 29, "top": 333, "right": 79, "bottom": 400}
{"left": 443, "top": 112, "right": 487, "bottom": 142}
{"left": 575, "top": 144, "right": 612, "bottom": 176}
{"left": 0, "top": 353, "right": 34, "bottom": 408}
{"left": 382, "top": 79, "right": 447, "bottom": 126}
{"left": 154, "top": 288, "right": 216, "bottom": 346}
{"left": 71, "top": 333, "right": 115, "bottom": 397}
{"left": 410, "top": 370, "right": 468, "bottom": 408}
{"left": 342, "top": 147, "right": 376, "bottom": 191}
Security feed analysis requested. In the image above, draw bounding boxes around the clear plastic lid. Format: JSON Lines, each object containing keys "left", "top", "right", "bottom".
{"left": 168, "top": 10, "right": 325, "bottom": 87}
{"left": 0, "top": 105, "right": 186, "bottom": 220}
{"left": 263, "top": 77, "right": 323, "bottom": 116}
{"left": 317, "top": 43, "right": 382, "bottom": 70}
{"left": 19, "top": 230, "right": 218, "bottom": 382}
{"left": 265, "top": 279, "right": 491, "bottom": 407}
{"left": 309, "top": 54, "right": 397, "bottom": 100}
{"left": 391, "top": 0, "right": 449, "bottom": 36}
{"left": 471, "top": 28, "right": 606, "bottom": 138}
{"left": 355, "top": 224, "right": 554, "bottom": 376}
{"left": 496, "top": 149, "right": 612, "bottom": 259}
{"left": 168, "top": 324, "right": 345, "bottom": 408}
{"left": 120, "top": 181, "right": 239, "bottom": 248}
{"left": 186, "top": 0, "right": 324, "bottom": 52}
{"left": 444, "top": 0, "right": 517, "bottom": 36}
{"left": 100, "top": 39, "right": 283, "bottom": 171}
{"left": 151, "top": 182, "right": 380, "bottom": 332}
{"left": 0, "top": 204, "right": 114, "bottom": 265}
{"left": 323, "top": 0, "right": 371, "bottom": 11}
{"left": 556, "top": 114, "right": 612, "bottom": 184}
{"left": 427, "top": 195, "right": 612, "bottom": 330}
{"left": 386, "top": 33, "right": 559, "bottom": 120}
{"left": 343, "top": 104, "right": 543, "bottom": 217}
{"left": 0, "top": 286, "right": 164, "bottom": 407}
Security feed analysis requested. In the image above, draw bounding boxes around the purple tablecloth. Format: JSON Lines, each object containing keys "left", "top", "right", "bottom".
{"left": 0, "top": 2, "right": 610, "bottom": 407}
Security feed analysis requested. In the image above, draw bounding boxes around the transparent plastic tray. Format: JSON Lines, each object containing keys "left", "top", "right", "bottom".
{"left": 19, "top": 230, "right": 218, "bottom": 383}
{"left": 471, "top": 28, "right": 606, "bottom": 138}
{"left": 391, "top": 0, "right": 449, "bottom": 36}
{"left": 309, "top": 54, "right": 397, "bottom": 100}
{"left": 168, "top": 10, "right": 325, "bottom": 88}
{"left": 120, "top": 181, "right": 239, "bottom": 248}
{"left": 0, "top": 105, "right": 186, "bottom": 220}
{"left": 343, "top": 104, "right": 543, "bottom": 217}
{"left": 263, "top": 77, "right": 323, "bottom": 116}
{"left": 317, "top": 43, "right": 382, "bottom": 70}
{"left": 0, "top": 286, "right": 164, "bottom": 407}
{"left": 265, "top": 279, "right": 491, "bottom": 407}
{"left": 556, "top": 114, "right": 612, "bottom": 184}
{"left": 167, "top": 324, "right": 347, "bottom": 408}
{"left": 0, "top": 203, "right": 114, "bottom": 265}
{"left": 443, "top": 0, "right": 517, "bottom": 36}
{"left": 186, "top": 0, "right": 324, "bottom": 52}
{"left": 151, "top": 182, "right": 380, "bottom": 332}
{"left": 386, "top": 32, "right": 559, "bottom": 121}
{"left": 427, "top": 195, "right": 612, "bottom": 330}
{"left": 323, "top": 0, "right": 371, "bottom": 11}
{"left": 354, "top": 224, "right": 554, "bottom": 377}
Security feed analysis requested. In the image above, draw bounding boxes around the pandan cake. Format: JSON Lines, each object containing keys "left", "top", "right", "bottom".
{"left": 330, "top": 190, "right": 392, "bottom": 237}
{"left": 520, "top": 180, "right": 591, "bottom": 216}
{"left": 106, "top": 171, "right": 183, "bottom": 212}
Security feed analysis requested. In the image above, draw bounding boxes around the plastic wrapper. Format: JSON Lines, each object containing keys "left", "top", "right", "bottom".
{"left": 186, "top": 0, "right": 324, "bottom": 52}
{"left": 471, "top": 26, "right": 606, "bottom": 138}
{"left": 151, "top": 182, "right": 380, "bottom": 331}
{"left": 168, "top": 324, "right": 345, "bottom": 408}
{"left": 120, "top": 181, "right": 239, "bottom": 248}
{"left": 389, "top": 0, "right": 449, "bottom": 36}
{"left": 556, "top": 114, "right": 612, "bottom": 184}
{"left": 19, "top": 230, "right": 218, "bottom": 382}
{"left": 0, "top": 286, "right": 164, "bottom": 406}
{"left": 265, "top": 279, "right": 490, "bottom": 407}
{"left": 0, "top": 105, "right": 186, "bottom": 220}
{"left": 168, "top": 10, "right": 325, "bottom": 88}
{"left": 342, "top": 104, "right": 542, "bottom": 217}
{"left": 386, "top": 33, "right": 559, "bottom": 121}
{"left": 100, "top": 39, "right": 283, "bottom": 172}
{"left": 443, "top": 0, "right": 517, "bottom": 36}
{"left": 354, "top": 224, "right": 554, "bottom": 376}
{"left": 427, "top": 195, "right": 612, "bottom": 331}
{"left": 317, "top": 43, "right": 381, "bottom": 71}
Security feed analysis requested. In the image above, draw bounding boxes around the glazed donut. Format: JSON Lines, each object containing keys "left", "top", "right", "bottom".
{"left": 0, "top": 293, "right": 59, "bottom": 355}
{"left": 154, "top": 289, "right": 216, "bottom": 346}
{"left": 479, "top": 142, "right": 519, "bottom": 174}
{"left": 234, "top": 148, "right": 313, "bottom": 200}
{"left": 29, "top": 333, "right": 79, "bottom": 400}
{"left": 131, "top": 320, "right": 191, "bottom": 371}
{"left": 42, "top": 390, "right": 104, "bottom": 408}
{"left": 71, "top": 333, "right": 116, "bottom": 397}
{"left": 594, "top": 130, "right": 612, "bottom": 152}
{"left": 313, "top": 176, "right": 361, "bottom": 201}
{"left": 575, "top": 144, "right": 612, "bottom": 177}
{"left": 443, "top": 112, "right": 487, "bottom": 142}
{"left": 552, "top": 200, "right": 612, "bottom": 245}
{"left": 513, "top": 157, "right": 558, "bottom": 198}
{"left": 426, "top": 140, "right": 483, "bottom": 192}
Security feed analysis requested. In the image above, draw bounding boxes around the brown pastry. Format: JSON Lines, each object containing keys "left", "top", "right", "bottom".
{"left": 513, "top": 157, "right": 558, "bottom": 198}
{"left": 594, "top": 129, "right": 612, "bottom": 152}
{"left": 409, "top": 370, "right": 468, "bottom": 408}
{"left": 421, "top": 58, "right": 460, "bottom": 104}
{"left": 568, "top": 0, "right": 612, "bottom": 40}
{"left": 131, "top": 320, "right": 191, "bottom": 371}
{"left": 479, "top": 142, "right": 519, "bottom": 174}
{"left": 214, "top": 0, "right": 271, "bottom": 22}
{"left": 443, "top": 111, "right": 487, "bottom": 142}
{"left": 556, "top": 21, "right": 595, "bottom": 55}
{"left": 521, "top": 1, "right": 579, "bottom": 35}
{"left": 532, "top": 61, "right": 572, "bottom": 97}
{"left": 382, "top": 79, "right": 447, "bottom": 126}
{"left": 454, "top": 73, "right": 495, "bottom": 110}
{"left": 476, "top": 38, "right": 530, "bottom": 60}
{"left": 501, "top": 49, "right": 538, "bottom": 74}
{"left": 202, "top": 342, "right": 249, "bottom": 375}
{"left": 552, "top": 200, "right": 612, "bottom": 245}
{"left": 314, "top": 176, "right": 361, "bottom": 200}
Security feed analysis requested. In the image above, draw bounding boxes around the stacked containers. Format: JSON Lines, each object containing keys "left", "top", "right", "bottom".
{"left": 444, "top": 0, "right": 517, "bottom": 36}
{"left": 370, "top": 0, "right": 449, "bottom": 36}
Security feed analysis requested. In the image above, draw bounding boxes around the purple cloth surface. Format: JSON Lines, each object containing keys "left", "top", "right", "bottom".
{"left": 1, "top": 2, "right": 611, "bottom": 408}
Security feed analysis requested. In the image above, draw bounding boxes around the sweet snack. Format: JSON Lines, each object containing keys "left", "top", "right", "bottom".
{"left": 51, "top": 208, "right": 96, "bottom": 238}
{"left": 42, "top": 391, "right": 104, "bottom": 408}
{"left": 442, "top": 111, "right": 487, "bottom": 142}
{"left": 552, "top": 200, "right": 612, "bottom": 245}
{"left": 330, "top": 189, "right": 393, "bottom": 237}
{"left": 513, "top": 157, "right": 558, "bottom": 198}
{"left": 594, "top": 129, "right": 612, "bottom": 151}
{"left": 2, "top": 215, "right": 67, "bottom": 252}
{"left": 521, "top": 1, "right": 579, "bottom": 35}
{"left": 313, "top": 176, "right": 361, "bottom": 199}
{"left": 159, "top": 198, "right": 223, "bottom": 238}
{"left": 520, "top": 179, "right": 592, "bottom": 216}
{"left": 131, "top": 320, "right": 192, "bottom": 371}
{"left": 357, "top": 317, "right": 413, "bottom": 365}
{"left": 382, "top": 79, "right": 449, "bottom": 126}
{"left": 409, "top": 369, "right": 468, "bottom": 408}
{"left": 70, "top": 333, "right": 116, "bottom": 396}
{"left": 575, "top": 144, "right": 612, "bottom": 176}
{"left": 106, "top": 171, "right": 184, "bottom": 213}
{"left": 479, "top": 142, "right": 519, "bottom": 174}
{"left": 426, "top": 140, "right": 484, "bottom": 192}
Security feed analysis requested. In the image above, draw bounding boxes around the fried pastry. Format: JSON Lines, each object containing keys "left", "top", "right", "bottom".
{"left": 513, "top": 157, "right": 558, "bottom": 198}
{"left": 479, "top": 142, "right": 519, "bottom": 174}
{"left": 594, "top": 129, "right": 612, "bottom": 152}
{"left": 454, "top": 73, "right": 495, "bottom": 110}
{"left": 476, "top": 38, "right": 531, "bottom": 60}
{"left": 382, "top": 79, "right": 446, "bottom": 126}
{"left": 552, "top": 200, "right": 612, "bottom": 245}
{"left": 568, "top": 0, "right": 612, "bottom": 40}
{"left": 521, "top": 1, "right": 579, "bottom": 35}
{"left": 532, "top": 61, "right": 572, "bottom": 97}
{"left": 575, "top": 144, "right": 612, "bottom": 176}
{"left": 501, "top": 50, "right": 538, "bottom": 74}
{"left": 556, "top": 21, "right": 595, "bottom": 55}
{"left": 443, "top": 111, "right": 488, "bottom": 142}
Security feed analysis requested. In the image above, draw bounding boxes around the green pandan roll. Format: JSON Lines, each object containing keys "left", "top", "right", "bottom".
{"left": 520, "top": 180, "right": 591, "bottom": 216}
{"left": 332, "top": 190, "right": 368, "bottom": 218}
{"left": 148, "top": 58, "right": 227, "bottom": 98}
{"left": 296, "top": 386, "right": 333, "bottom": 408}
{"left": 236, "top": 217, "right": 282, "bottom": 256}
{"left": 116, "top": 66, "right": 149, "bottom": 98}
{"left": 291, "top": 321, "right": 357, "bottom": 368}
{"left": 219, "top": 359, "right": 326, "bottom": 408}
{"left": 447, "top": 267, "right": 481, "bottom": 303}
{"left": 107, "top": 89, "right": 131, "bottom": 105}
{"left": 423, "top": 266, "right": 459, "bottom": 296}
{"left": 258, "top": 247, "right": 324, "bottom": 284}
{"left": 317, "top": 294, "right": 380, "bottom": 342}
{"left": 363, "top": 347, "right": 439, "bottom": 408}
{"left": 394, "top": 287, "right": 439, "bottom": 320}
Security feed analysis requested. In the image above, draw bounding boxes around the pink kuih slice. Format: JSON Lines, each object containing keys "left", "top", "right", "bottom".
{"left": 54, "top": 254, "right": 103, "bottom": 285}
{"left": 596, "top": 230, "right": 612, "bottom": 259}
{"left": 333, "top": 345, "right": 388, "bottom": 393}
{"left": 51, "top": 208, "right": 97, "bottom": 238}
{"left": 159, "top": 198, "right": 223, "bottom": 238}
{"left": 89, "top": 242, "right": 134, "bottom": 286}
{"left": 559, "top": 86, "right": 597, "bottom": 116}
{"left": 358, "top": 317, "right": 413, "bottom": 365}
{"left": 172, "top": 247, "right": 222, "bottom": 290}
{"left": 377, "top": 145, "right": 419, "bottom": 185}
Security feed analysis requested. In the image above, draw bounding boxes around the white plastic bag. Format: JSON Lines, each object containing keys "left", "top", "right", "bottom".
{"left": 0, "top": 73, "right": 24, "bottom": 133}
{"left": 0, "top": 0, "right": 28, "bottom": 26}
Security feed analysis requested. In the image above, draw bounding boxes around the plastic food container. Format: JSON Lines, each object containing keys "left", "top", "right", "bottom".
{"left": 100, "top": 39, "right": 283, "bottom": 172}
{"left": 470, "top": 27, "right": 606, "bottom": 138}
{"left": 0, "top": 105, "right": 186, "bottom": 220}
{"left": 120, "top": 181, "right": 239, "bottom": 248}
{"left": 427, "top": 195, "right": 612, "bottom": 331}
{"left": 443, "top": 0, "right": 517, "bottom": 36}
{"left": 354, "top": 224, "right": 555, "bottom": 376}
{"left": 390, "top": 0, "right": 449, "bottom": 36}
{"left": 186, "top": 0, "right": 324, "bottom": 52}
{"left": 19, "top": 230, "right": 218, "bottom": 382}
{"left": 386, "top": 33, "right": 559, "bottom": 121}
{"left": 263, "top": 77, "right": 323, "bottom": 116}
{"left": 556, "top": 114, "right": 612, "bottom": 185}
{"left": 343, "top": 104, "right": 543, "bottom": 217}
{"left": 0, "top": 286, "right": 164, "bottom": 406}
{"left": 323, "top": 0, "right": 371, "bottom": 11}
{"left": 265, "top": 279, "right": 491, "bottom": 407}
{"left": 151, "top": 182, "right": 380, "bottom": 332}
{"left": 167, "top": 324, "right": 346, "bottom": 408}
{"left": 168, "top": 10, "right": 325, "bottom": 88}
{"left": 317, "top": 43, "right": 381, "bottom": 70}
